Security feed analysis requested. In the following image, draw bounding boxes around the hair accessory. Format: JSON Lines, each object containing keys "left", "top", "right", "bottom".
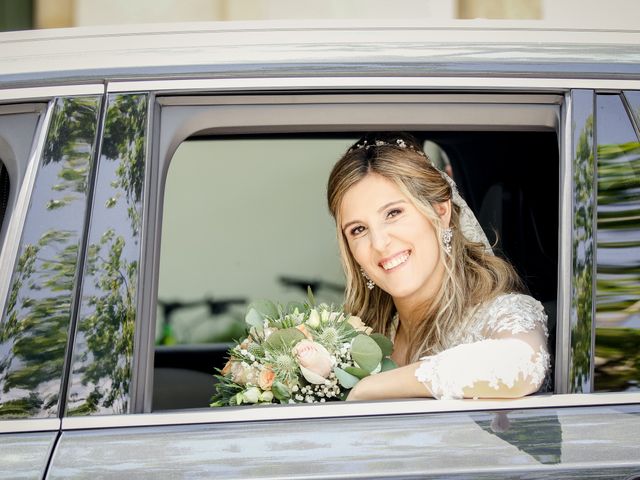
{"left": 442, "top": 227, "right": 453, "bottom": 255}
{"left": 360, "top": 268, "right": 375, "bottom": 290}
{"left": 348, "top": 138, "right": 426, "bottom": 156}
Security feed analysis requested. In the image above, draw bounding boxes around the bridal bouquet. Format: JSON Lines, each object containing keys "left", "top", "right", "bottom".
{"left": 211, "top": 290, "right": 396, "bottom": 406}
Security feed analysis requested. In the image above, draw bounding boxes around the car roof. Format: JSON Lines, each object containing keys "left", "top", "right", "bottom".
{"left": 2, "top": 20, "right": 640, "bottom": 88}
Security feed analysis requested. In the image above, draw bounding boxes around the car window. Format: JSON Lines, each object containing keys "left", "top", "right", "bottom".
{"left": 0, "top": 97, "right": 101, "bottom": 419}
{"left": 64, "top": 94, "right": 148, "bottom": 416}
{"left": 0, "top": 159, "right": 8, "bottom": 236}
{"left": 0, "top": 105, "right": 44, "bottom": 256}
{"left": 155, "top": 128, "right": 559, "bottom": 411}
{"left": 594, "top": 93, "right": 640, "bottom": 392}
{"left": 155, "top": 137, "right": 349, "bottom": 410}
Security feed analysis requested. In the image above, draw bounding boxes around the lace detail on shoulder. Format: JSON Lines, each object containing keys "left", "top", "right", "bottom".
{"left": 480, "top": 293, "right": 549, "bottom": 338}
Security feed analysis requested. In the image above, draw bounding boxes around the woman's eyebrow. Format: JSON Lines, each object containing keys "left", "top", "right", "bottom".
{"left": 377, "top": 200, "right": 406, "bottom": 213}
{"left": 341, "top": 200, "right": 406, "bottom": 232}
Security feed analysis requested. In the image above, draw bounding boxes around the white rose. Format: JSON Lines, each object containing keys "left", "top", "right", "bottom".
{"left": 260, "top": 391, "right": 274, "bottom": 403}
{"left": 242, "top": 386, "right": 261, "bottom": 404}
{"left": 307, "top": 309, "right": 321, "bottom": 328}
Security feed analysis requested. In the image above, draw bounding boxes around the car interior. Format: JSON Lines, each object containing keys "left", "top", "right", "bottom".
{"left": 152, "top": 128, "right": 559, "bottom": 411}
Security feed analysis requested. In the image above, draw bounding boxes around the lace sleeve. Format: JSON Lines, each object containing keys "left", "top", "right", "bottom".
{"left": 415, "top": 294, "right": 550, "bottom": 400}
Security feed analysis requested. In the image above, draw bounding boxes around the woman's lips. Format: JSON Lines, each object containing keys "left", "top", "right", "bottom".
{"left": 379, "top": 250, "right": 411, "bottom": 271}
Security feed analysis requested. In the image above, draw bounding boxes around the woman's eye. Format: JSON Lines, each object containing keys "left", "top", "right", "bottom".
{"left": 350, "top": 225, "right": 365, "bottom": 236}
{"left": 387, "top": 208, "right": 403, "bottom": 219}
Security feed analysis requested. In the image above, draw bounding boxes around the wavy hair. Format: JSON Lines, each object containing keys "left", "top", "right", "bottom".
{"left": 327, "top": 133, "right": 523, "bottom": 364}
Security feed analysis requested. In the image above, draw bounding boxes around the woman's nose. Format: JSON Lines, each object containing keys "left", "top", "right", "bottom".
{"left": 370, "top": 226, "right": 391, "bottom": 252}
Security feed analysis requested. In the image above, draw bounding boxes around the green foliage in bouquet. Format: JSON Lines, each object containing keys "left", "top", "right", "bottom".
{"left": 211, "top": 289, "right": 396, "bottom": 406}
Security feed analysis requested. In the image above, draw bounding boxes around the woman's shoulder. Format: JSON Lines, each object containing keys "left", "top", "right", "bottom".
{"left": 475, "top": 292, "right": 549, "bottom": 336}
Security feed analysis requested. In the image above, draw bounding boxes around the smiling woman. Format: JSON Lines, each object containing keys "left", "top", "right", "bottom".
{"left": 327, "top": 132, "right": 551, "bottom": 400}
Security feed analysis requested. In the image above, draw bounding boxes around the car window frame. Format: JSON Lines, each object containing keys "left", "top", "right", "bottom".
{"left": 138, "top": 87, "right": 570, "bottom": 416}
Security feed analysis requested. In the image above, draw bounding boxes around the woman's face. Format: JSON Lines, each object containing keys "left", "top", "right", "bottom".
{"left": 340, "top": 173, "right": 450, "bottom": 304}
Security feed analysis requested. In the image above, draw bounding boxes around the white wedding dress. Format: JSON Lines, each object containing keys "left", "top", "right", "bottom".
{"left": 391, "top": 293, "right": 551, "bottom": 399}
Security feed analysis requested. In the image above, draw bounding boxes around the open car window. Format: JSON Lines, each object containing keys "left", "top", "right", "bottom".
{"left": 152, "top": 93, "right": 561, "bottom": 411}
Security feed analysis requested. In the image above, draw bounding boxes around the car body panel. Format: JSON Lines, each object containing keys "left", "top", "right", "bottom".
{"left": 2, "top": 22, "right": 640, "bottom": 89}
{"left": 49, "top": 403, "right": 640, "bottom": 479}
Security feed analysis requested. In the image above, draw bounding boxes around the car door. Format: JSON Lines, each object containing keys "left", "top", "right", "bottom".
{"left": 0, "top": 94, "right": 102, "bottom": 479}
{"left": 41, "top": 83, "right": 640, "bottom": 479}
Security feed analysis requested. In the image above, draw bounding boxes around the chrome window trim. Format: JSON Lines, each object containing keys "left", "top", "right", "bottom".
{"left": 0, "top": 418, "right": 60, "bottom": 434}
{"left": 107, "top": 77, "right": 640, "bottom": 94}
{"left": 61, "top": 392, "right": 640, "bottom": 430}
{"left": 131, "top": 92, "right": 156, "bottom": 415}
{"left": 556, "top": 92, "right": 573, "bottom": 394}
{"left": 0, "top": 101, "right": 53, "bottom": 320}
{"left": 0, "top": 104, "right": 45, "bottom": 116}
{"left": 0, "top": 85, "right": 104, "bottom": 103}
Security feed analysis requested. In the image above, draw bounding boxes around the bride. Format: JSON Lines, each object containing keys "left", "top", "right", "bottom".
{"left": 327, "top": 133, "right": 550, "bottom": 400}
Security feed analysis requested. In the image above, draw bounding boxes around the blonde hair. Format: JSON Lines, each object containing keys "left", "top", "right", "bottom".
{"left": 327, "top": 133, "right": 523, "bottom": 364}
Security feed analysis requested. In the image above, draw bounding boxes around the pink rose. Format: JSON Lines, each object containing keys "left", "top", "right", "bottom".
{"left": 292, "top": 340, "right": 333, "bottom": 384}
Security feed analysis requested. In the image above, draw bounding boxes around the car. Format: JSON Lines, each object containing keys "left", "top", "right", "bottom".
{"left": 1, "top": 21, "right": 639, "bottom": 479}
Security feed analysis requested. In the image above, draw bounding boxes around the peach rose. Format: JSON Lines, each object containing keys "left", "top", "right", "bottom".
{"left": 295, "top": 324, "right": 313, "bottom": 340}
{"left": 292, "top": 340, "right": 333, "bottom": 384}
{"left": 221, "top": 360, "right": 234, "bottom": 376}
{"left": 230, "top": 362, "right": 259, "bottom": 385}
{"left": 259, "top": 368, "right": 275, "bottom": 390}
{"left": 347, "top": 315, "right": 373, "bottom": 334}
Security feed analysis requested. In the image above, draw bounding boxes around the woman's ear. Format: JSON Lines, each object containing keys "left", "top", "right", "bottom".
{"left": 434, "top": 200, "right": 452, "bottom": 228}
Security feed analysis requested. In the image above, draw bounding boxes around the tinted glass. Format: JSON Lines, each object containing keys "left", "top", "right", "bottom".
{"left": 569, "top": 89, "right": 595, "bottom": 393}
{"left": 595, "top": 93, "right": 640, "bottom": 392}
{"left": 0, "top": 159, "right": 8, "bottom": 232}
{"left": 66, "top": 94, "right": 147, "bottom": 415}
{"left": 0, "top": 97, "right": 101, "bottom": 418}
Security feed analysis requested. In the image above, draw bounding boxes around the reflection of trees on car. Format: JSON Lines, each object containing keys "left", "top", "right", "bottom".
{"left": 67, "top": 94, "right": 147, "bottom": 415}
{"left": 0, "top": 97, "right": 100, "bottom": 418}
{"left": 595, "top": 103, "right": 640, "bottom": 392}
{"left": 570, "top": 112, "right": 594, "bottom": 393}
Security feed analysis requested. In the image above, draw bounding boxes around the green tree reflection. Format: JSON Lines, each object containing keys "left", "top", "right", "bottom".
{"left": 0, "top": 97, "right": 100, "bottom": 418}
{"left": 595, "top": 128, "right": 640, "bottom": 391}
{"left": 570, "top": 113, "right": 594, "bottom": 392}
{"left": 67, "top": 94, "right": 147, "bottom": 415}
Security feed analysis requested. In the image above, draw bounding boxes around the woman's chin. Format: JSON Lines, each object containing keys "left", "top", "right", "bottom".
{"left": 381, "top": 281, "right": 422, "bottom": 300}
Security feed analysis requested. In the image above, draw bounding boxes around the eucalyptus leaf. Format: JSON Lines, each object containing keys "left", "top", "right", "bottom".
{"left": 307, "top": 286, "right": 316, "bottom": 306}
{"left": 251, "top": 299, "right": 280, "bottom": 319}
{"left": 245, "top": 307, "right": 264, "bottom": 331}
{"left": 380, "top": 357, "right": 397, "bottom": 372}
{"left": 370, "top": 333, "right": 394, "bottom": 357}
{"left": 286, "top": 301, "right": 305, "bottom": 314}
{"left": 351, "top": 334, "right": 383, "bottom": 373}
{"left": 343, "top": 366, "right": 370, "bottom": 379}
{"left": 271, "top": 381, "right": 291, "bottom": 402}
{"left": 334, "top": 366, "right": 360, "bottom": 389}
{"left": 264, "top": 327, "right": 305, "bottom": 349}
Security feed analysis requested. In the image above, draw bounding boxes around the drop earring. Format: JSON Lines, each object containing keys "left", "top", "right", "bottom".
{"left": 442, "top": 227, "right": 453, "bottom": 255}
{"left": 360, "top": 268, "right": 375, "bottom": 290}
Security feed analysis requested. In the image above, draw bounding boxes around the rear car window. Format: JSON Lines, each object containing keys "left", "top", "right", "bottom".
{"left": 594, "top": 92, "right": 640, "bottom": 392}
